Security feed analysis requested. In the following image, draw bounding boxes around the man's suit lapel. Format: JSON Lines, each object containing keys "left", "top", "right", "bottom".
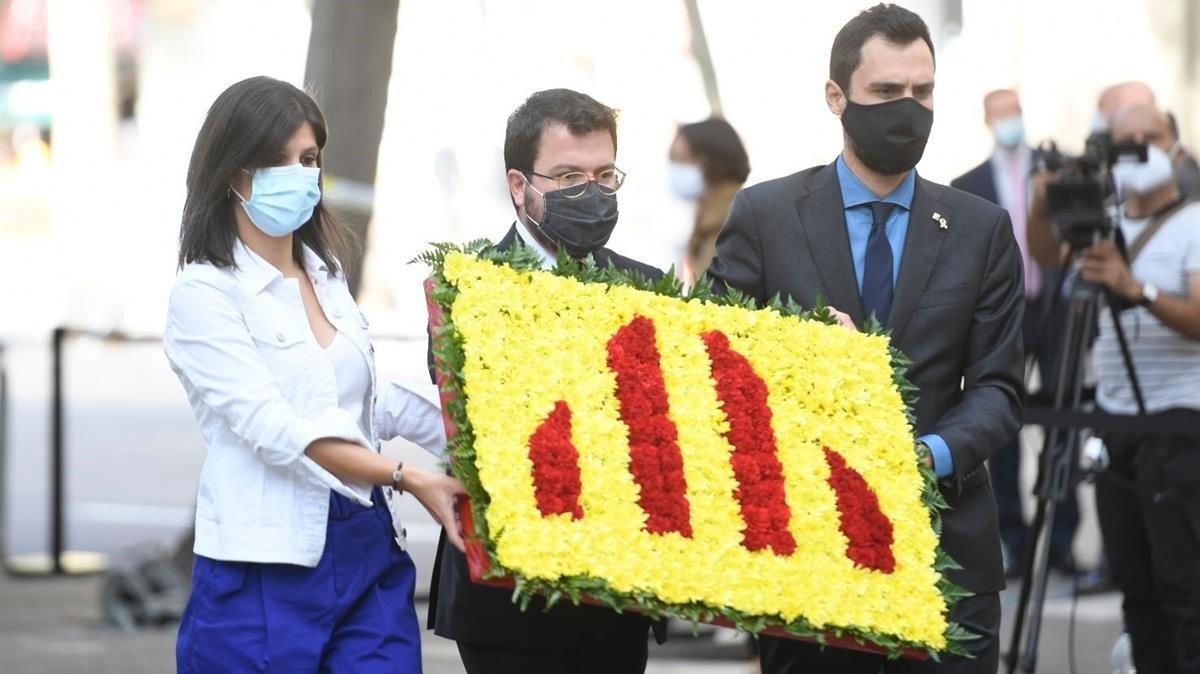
{"left": 889, "top": 178, "right": 950, "bottom": 342}
{"left": 493, "top": 224, "right": 520, "bottom": 253}
{"left": 794, "top": 163, "right": 866, "bottom": 326}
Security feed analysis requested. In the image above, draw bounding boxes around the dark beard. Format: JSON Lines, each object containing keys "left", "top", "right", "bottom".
{"left": 521, "top": 187, "right": 557, "bottom": 251}
{"left": 845, "top": 132, "right": 916, "bottom": 177}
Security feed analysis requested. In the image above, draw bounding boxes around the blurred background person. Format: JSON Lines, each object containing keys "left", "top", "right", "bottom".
{"left": 951, "top": 88, "right": 1079, "bottom": 578}
{"left": 1026, "top": 101, "right": 1200, "bottom": 673}
{"left": 1091, "top": 82, "right": 1200, "bottom": 202}
{"left": 667, "top": 117, "right": 750, "bottom": 283}
{"left": 1093, "top": 81, "right": 1157, "bottom": 134}
{"left": 1025, "top": 80, "right": 1176, "bottom": 596}
{"left": 1024, "top": 80, "right": 1160, "bottom": 598}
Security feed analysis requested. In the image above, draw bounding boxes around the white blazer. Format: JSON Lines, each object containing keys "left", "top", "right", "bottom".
{"left": 164, "top": 241, "right": 445, "bottom": 567}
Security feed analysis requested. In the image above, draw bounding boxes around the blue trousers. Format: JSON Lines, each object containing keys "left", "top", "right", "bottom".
{"left": 177, "top": 489, "right": 421, "bottom": 673}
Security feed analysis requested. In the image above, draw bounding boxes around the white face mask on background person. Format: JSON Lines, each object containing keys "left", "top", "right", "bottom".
{"left": 991, "top": 115, "right": 1025, "bottom": 151}
{"left": 1114, "top": 144, "right": 1175, "bottom": 197}
{"left": 231, "top": 164, "right": 322, "bottom": 237}
{"left": 667, "top": 162, "right": 705, "bottom": 201}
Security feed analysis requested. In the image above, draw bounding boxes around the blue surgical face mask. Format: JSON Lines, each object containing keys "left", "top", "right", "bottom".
{"left": 667, "top": 162, "right": 705, "bottom": 201}
{"left": 992, "top": 115, "right": 1025, "bottom": 150}
{"left": 231, "top": 164, "right": 322, "bottom": 237}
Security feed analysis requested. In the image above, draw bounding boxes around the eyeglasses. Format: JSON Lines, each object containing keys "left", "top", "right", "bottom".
{"left": 525, "top": 167, "right": 626, "bottom": 198}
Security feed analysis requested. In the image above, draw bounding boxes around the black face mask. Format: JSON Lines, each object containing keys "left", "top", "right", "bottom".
{"left": 840, "top": 96, "right": 934, "bottom": 176}
{"left": 525, "top": 180, "right": 619, "bottom": 258}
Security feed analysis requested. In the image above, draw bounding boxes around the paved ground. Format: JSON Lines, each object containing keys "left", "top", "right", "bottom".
{"left": 0, "top": 566, "right": 1120, "bottom": 674}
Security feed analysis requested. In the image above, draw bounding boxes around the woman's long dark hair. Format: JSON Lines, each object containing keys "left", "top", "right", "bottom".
{"left": 178, "top": 76, "right": 358, "bottom": 276}
{"left": 679, "top": 118, "right": 751, "bottom": 186}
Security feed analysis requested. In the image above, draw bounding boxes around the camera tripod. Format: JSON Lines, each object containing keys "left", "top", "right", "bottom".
{"left": 1005, "top": 253, "right": 1147, "bottom": 674}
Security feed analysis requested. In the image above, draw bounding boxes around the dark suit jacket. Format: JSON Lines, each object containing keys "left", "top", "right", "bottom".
{"left": 949, "top": 149, "right": 1043, "bottom": 210}
{"left": 950, "top": 158, "right": 998, "bottom": 205}
{"left": 426, "top": 224, "right": 665, "bottom": 648}
{"left": 706, "top": 162, "right": 1024, "bottom": 594}
{"left": 953, "top": 151, "right": 1060, "bottom": 343}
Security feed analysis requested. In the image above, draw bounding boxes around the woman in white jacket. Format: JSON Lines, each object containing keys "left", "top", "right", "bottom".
{"left": 165, "top": 76, "right": 465, "bottom": 673}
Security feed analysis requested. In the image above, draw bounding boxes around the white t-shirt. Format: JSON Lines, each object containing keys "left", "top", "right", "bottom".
{"left": 324, "top": 331, "right": 372, "bottom": 439}
{"left": 1095, "top": 201, "right": 1200, "bottom": 413}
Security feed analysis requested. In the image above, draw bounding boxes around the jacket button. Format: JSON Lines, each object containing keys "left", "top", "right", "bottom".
{"left": 333, "top": 308, "right": 343, "bottom": 318}
{"left": 275, "top": 332, "right": 285, "bottom": 343}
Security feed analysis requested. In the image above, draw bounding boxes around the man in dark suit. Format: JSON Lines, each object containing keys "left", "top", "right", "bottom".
{"left": 707, "top": 5, "right": 1023, "bottom": 672}
{"left": 427, "top": 88, "right": 661, "bottom": 674}
{"left": 951, "top": 90, "right": 1077, "bottom": 578}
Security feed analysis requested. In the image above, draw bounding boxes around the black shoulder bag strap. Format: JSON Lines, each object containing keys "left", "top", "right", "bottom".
{"left": 1127, "top": 198, "right": 1193, "bottom": 263}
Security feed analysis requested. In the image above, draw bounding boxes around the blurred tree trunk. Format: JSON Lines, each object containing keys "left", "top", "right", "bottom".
{"left": 304, "top": 0, "right": 400, "bottom": 296}
{"left": 685, "top": 0, "right": 722, "bottom": 117}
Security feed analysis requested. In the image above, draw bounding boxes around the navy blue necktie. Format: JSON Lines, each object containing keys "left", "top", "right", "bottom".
{"left": 862, "top": 202, "right": 897, "bottom": 328}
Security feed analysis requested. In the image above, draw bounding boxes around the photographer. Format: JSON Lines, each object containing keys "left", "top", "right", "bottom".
{"left": 1027, "top": 102, "right": 1200, "bottom": 672}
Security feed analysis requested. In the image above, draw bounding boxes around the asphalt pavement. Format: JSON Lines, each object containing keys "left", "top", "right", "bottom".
{"left": 0, "top": 566, "right": 1120, "bottom": 674}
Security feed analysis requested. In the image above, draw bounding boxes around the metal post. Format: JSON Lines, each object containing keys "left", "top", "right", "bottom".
{"left": 683, "top": 0, "right": 723, "bottom": 118}
{"left": 0, "top": 343, "right": 7, "bottom": 570}
{"left": 51, "top": 327, "right": 66, "bottom": 575}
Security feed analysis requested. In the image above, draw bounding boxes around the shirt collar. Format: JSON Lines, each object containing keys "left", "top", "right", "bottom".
{"left": 513, "top": 218, "right": 557, "bottom": 270}
{"left": 835, "top": 153, "right": 916, "bottom": 210}
{"left": 233, "top": 239, "right": 333, "bottom": 294}
{"left": 991, "top": 144, "right": 1032, "bottom": 169}
{"left": 301, "top": 243, "right": 334, "bottom": 278}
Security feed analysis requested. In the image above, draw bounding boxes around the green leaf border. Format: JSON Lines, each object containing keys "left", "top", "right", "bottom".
{"left": 416, "top": 240, "right": 974, "bottom": 660}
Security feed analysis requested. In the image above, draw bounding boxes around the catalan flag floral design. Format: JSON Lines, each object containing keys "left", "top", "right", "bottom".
{"left": 420, "top": 241, "right": 974, "bottom": 658}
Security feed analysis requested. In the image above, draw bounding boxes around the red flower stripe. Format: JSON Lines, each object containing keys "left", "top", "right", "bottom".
{"left": 527, "top": 400, "right": 584, "bottom": 519}
{"left": 701, "top": 330, "right": 797, "bottom": 556}
{"left": 606, "top": 316, "right": 693, "bottom": 537}
{"left": 823, "top": 447, "right": 896, "bottom": 573}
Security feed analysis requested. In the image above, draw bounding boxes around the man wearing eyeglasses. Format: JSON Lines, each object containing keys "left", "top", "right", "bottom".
{"left": 492, "top": 89, "right": 657, "bottom": 276}
{"left": 427, "top": 88, "right": 662, "bottom": 674}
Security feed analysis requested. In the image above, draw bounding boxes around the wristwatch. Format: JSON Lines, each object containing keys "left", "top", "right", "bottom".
{"left": 392, "top": 461, "right": 405, "bottom": 494}
{"left": 1138, "top": 282, "right": 1160, "bottom": 307}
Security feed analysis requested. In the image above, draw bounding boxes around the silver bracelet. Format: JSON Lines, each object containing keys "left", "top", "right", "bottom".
{"left": 391, "top": 461, "right": 405, "bottom": 495}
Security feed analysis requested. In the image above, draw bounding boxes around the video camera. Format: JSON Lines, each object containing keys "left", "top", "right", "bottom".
{"left": 1038, "top": 132, "right": 1148, "bottom": 251}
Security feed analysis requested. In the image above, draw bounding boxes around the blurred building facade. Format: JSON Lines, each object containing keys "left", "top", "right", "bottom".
{"left": 0, "top": 0, "right": 1197, "bottom": 334}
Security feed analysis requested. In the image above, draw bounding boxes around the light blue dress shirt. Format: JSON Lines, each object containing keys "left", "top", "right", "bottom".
{"left": 834, "top": 155, "right": 955, "bottom": 479}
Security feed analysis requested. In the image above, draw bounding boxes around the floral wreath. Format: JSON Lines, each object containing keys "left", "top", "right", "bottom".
{"left": 418, "top": 241, "right": 975, "bottom": 660}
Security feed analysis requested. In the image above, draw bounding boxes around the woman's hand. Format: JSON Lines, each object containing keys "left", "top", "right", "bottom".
{"left": 403, "top": 466, "right": 469, "bottom": 553}
{"left": 304, "top": 439, "right": 470, "bottom": 551}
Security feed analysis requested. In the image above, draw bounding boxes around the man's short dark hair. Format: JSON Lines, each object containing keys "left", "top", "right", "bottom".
{"left": 504, "top": 88, "right": 618, "bottom": 173}
{"left": 830, "top": 4, "right": 935, "bottom": 94}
